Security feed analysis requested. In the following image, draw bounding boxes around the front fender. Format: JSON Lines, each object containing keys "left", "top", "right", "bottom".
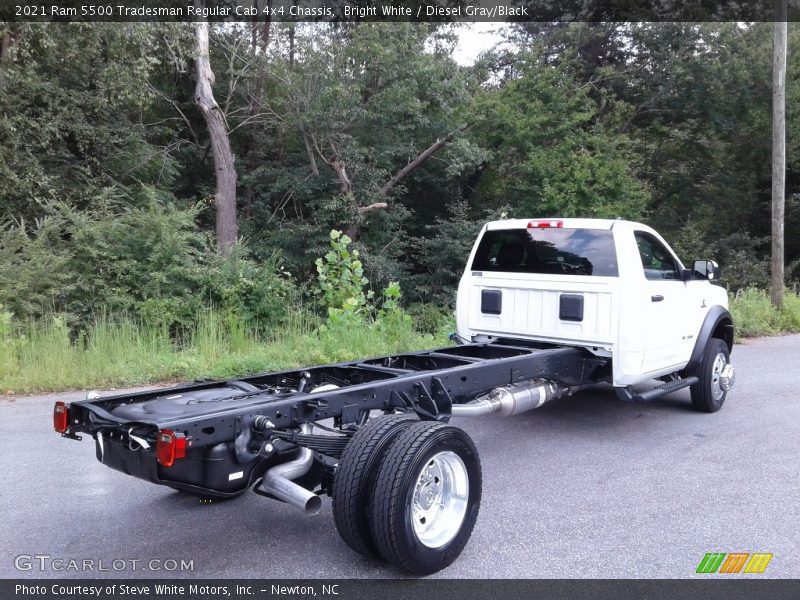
{"left": 685, "top": 305, "right": 734, "bottom": 371}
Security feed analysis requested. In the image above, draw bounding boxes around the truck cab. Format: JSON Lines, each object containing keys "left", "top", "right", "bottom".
{"left": 456, "top": 218, "right": 733, "bottom": 388}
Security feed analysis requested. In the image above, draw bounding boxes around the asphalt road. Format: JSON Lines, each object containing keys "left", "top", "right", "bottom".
{"left": 2, "top": 335, "right": 798, "bottom": 579}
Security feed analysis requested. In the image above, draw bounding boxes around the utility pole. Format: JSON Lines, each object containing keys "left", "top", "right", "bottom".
{"left": 771, "top": 11, "right": 787, "bottom": 309}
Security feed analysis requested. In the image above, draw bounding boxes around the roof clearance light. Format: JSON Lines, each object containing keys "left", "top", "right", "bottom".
{"left": 527, "top": 220, "right": 563, "bottom": 228}
{"left": 53, "top": 401, "right": 69, "bottom": 433}
{"left": 156, "top": 429, "right": 187, "bottom": 467}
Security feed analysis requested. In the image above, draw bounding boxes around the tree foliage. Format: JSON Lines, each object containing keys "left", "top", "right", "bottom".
{"left": 471, "top": 55, "right": 649, "bottom": 220}
{"left": 0, "top": 22, "right": 797, "bottom": 327}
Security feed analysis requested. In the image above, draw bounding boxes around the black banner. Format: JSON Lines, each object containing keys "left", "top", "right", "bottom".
{"left": 4, "top": 579, "right": 800, "bottom": 600}
{"left": 3, "top": 0, "right": 800, "bottom": 23}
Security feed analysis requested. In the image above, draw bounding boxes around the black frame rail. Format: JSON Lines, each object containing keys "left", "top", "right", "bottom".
{"left": 69, "top": 341, "right": 606, "bottom": 450}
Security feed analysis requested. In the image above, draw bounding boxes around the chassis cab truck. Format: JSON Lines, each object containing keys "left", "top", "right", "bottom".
{"left": 458, "top": 218, "right": 735, "bottom": 404}
{"left": 54, "top": 219, "right": 735, "bottom": 575}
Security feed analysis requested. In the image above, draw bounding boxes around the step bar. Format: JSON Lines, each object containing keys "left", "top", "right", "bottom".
{"left": 616, "top": 375, "right": 699, "bottom": 403}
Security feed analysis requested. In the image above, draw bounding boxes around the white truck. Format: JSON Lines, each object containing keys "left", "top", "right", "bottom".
{"left": 457, "top": 218, "right": 735, "bottom": 406}
{"left": 56, "top": 218, "right": 734, "bottom": 575}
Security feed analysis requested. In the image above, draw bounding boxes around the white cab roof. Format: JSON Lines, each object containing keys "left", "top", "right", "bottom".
{"left": 484, "top": 218, "right": 649, "bottom": 231}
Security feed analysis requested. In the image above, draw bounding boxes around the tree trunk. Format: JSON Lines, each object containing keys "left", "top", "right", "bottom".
{"left": 288, "top": 24, "right": 295, "bottom": 68}
{"left": 195, "top": 21, "right": 238, "bottom": 254}
{"left": 0, "top": 25, "right": 22, "bottom": 64}
{"left": 771, "top": 16, "right": 787, "bottom": 309}
{"left": 0, "top": 32, "right": 11, "bottom": 62}
{"left": 241, "top": 7, "right": 272, "bottom": 221}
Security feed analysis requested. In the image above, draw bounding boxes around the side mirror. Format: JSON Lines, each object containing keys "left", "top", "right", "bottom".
{"left": 692, "top": 259, "right": 722, "bottom": 281}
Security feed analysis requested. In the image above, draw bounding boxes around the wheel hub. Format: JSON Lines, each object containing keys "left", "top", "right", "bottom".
{"left": 410, "top": 451, "right": 469, "bottom": 549}
{"left": 710, "top": 352, "right": 730, "bottom": 401}
{"left": 719, "top": 363, "right": 735, "bottom": 392}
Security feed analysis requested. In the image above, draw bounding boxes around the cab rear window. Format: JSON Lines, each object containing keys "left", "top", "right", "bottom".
{"left": 470, "top": 228, "right": 619, "bottom": 277}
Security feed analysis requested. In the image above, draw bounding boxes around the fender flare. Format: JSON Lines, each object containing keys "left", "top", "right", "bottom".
{"left": 685, "top": 305, "right": 734, "bottom": 372}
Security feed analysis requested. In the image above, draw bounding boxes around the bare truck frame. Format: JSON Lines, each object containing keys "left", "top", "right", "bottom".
{"left": 56, "top": 339, "right": 601, "bottom": 573}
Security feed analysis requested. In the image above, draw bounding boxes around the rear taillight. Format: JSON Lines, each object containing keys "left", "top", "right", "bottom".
{"left": 156, "top": 429, "right": 186, "bottom": 467}
{"left": 527, "top": 219, "right": 563, "bottom": 228}
{"left": 54, "top": 401, "right": 68, "bottom": 433}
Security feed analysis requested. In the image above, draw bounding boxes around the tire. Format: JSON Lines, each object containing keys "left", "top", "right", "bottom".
{"left": 369, "top": 421, "right": 482, "bottom": 575}
{"left": 690, "top": 338, "right": 731, "bottom": 413}
{"left": 332, "top": 414, "right": 416, "bottom": 558}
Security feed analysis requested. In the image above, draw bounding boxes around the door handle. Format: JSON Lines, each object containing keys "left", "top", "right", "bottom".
{"left": 651, "top": 295, "right": 664, "bottom": 302}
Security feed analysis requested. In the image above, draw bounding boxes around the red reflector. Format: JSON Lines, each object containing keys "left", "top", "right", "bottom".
{"left": 156, "top": 429, "right": 186, "bottom": 467}
{"left": 54, "top": 401, "right": 68, "bottom": 433}
{"left": 527, "top": 220, "right": 563, "bottom": 228}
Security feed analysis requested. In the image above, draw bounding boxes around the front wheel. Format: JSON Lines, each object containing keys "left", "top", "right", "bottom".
{"left": 369, "top": 421, "right": 482, "bottom": 575}
{"left": 690, "top": 338, "right": 733, "bottom": 413}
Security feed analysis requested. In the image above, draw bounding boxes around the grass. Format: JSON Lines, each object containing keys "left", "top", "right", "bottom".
{"left": 0, "top": 309, "right": 454, "bottom": 394}
{"left": 729, "top": 288, "right": 800, "bottom": 339}
{"left": 2, "top": 289, "right": 798, "bottom": 394}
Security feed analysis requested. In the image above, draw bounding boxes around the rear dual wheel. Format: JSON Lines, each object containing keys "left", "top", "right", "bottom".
{"left": 332, "top": 414, "right": 416, "bottom": 558}
{"left": 333, "top": 416, "right": 482, "bottom": 575}
{"left": 369, "top": 422, "right": 482, "bottom": 575}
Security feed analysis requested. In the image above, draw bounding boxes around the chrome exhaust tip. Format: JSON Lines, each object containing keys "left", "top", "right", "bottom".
{"left": 258, "top": 424, "right": 322, "bottom": 515}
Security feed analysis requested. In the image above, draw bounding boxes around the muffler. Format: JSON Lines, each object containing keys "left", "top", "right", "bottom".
{"left": 452, "top": 379, "right": 564, "bottom": 417}
{"left": 259, "top": 424, "right": 322, "bottom": 515}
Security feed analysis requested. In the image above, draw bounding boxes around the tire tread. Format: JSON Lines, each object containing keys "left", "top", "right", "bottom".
{"left": 370, "top": 421, "right": 481, "bottom": 575}
{"left": 332, "top": 414, "right": 415, "bottom": 558}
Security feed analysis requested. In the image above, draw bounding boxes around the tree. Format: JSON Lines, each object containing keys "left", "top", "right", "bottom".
{"left": 497, "top": 23, "right": 782, "bottom": 291}
{"left": 772, "top": 18, "right": 787, "bottom": 309}
{"left": 195, "top": 21, "right": 238, "bottom": 254}
{"left": 261, "top": 24, "right": 475, "bottom": 239}
{"left": 470, "top": 54, "right": 649, "bottom": 220}
{"left": 0, "top": 23, "right": 176, "bottom": 222}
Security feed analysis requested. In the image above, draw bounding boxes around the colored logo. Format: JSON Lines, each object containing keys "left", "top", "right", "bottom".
{"left": 696, "top": 552, "right": 773, "bottom": 574}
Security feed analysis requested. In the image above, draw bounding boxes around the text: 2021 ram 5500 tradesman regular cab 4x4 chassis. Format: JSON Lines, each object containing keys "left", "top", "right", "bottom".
{"left": 55, "top": 218, "right": 735, "bottom": 575}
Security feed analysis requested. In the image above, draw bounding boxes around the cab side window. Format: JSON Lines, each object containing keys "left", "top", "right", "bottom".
{"left": 634, "top": 231, "right": 680, "bottom": 281}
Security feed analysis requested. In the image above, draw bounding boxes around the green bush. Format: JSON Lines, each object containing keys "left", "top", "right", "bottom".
{"left": 408, "top": 199, "right": 484, "bottom": 306}
{"left": 0, "top": 189, "right": 296, "bottom": 331}
{"left": 408, "top": 303, "right": 453, "bottom": 335}
{"left": 729, "top": 288, "right": 800, "bottom": 338}
{"left": 779, "top": 290, "right": 800, "bottom": 332}
{"left": 0, "top": 231, "right": 447, "bottom": 392}
{"left": 314, "top": 230, "right": 374, "bottom": 326}
{"left": 0, "top": 214, "right": 74, "bottom": 320}
{"left": 205, "top": 248, "right": 296, "bottom": 328}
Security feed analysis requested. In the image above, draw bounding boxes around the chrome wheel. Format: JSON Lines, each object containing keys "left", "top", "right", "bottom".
{"left": 410, "top": 450, "right": 469, "bottom": 549}
{"left": 710, "top": 352, "right": 727, "bottom": 401}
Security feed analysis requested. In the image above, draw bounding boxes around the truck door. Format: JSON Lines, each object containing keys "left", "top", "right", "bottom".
{"left": 633, "top": 231, "right": 690, "bottom": 373}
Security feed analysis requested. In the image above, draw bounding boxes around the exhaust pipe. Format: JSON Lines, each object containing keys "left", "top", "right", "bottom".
{"left": 452, "top": 379, "right": 564, "bottom": 418}
{"left": 259, "top": 424, "right": 322, "bottom": 515}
